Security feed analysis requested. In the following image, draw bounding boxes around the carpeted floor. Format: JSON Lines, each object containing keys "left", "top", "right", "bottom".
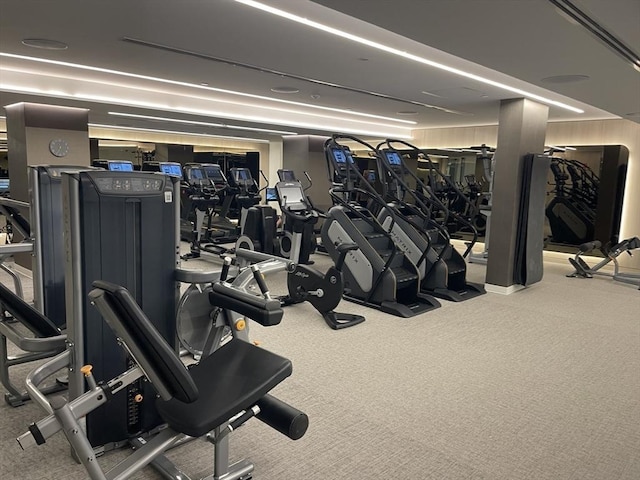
{"left": 0, "top": 251, "right": 638, "bottom": 480}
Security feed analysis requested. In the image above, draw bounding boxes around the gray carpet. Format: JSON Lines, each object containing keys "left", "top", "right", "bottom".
{"left": 1, "top": 253, "right": 638, "bottom": 480}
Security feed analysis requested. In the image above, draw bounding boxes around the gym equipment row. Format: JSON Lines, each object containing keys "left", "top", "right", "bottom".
{"left": 320, "top": 135, "right": 485, "bottom": 318}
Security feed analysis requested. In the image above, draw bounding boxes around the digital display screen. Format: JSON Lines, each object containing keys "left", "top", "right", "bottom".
{"left": 266, "top": 187, "right": 278, "bottom": 201}
{"left": 367, "top": 171, "right": 376, "bottom": 182}
{"left": 189, "top": 168, "right": 204, "bottom": 180}
{"left": 108, "top": 161, "right": 134, "bottom": 172}
{"left": 159, "top": 163, "right": 182, "bottom": 177}
{"left": 234, "top": 168, "right": 250, "bottom": 181}
{"left": 279, "top": 170, "right": 295, "bottom": 181}
{"left": 332, "top": 148, "right": 346, "bottom": 163}
{"left": 204, "top": 165, "right": 225, "bottom": 182}
{"left": 0, "top": 179, "right": 9, "bottom": 191}
{"left": 278, "top": 185, "right": 305, "bottom": 205}
{"left": 385, "top": 151, "right": 402, "bottom": 166}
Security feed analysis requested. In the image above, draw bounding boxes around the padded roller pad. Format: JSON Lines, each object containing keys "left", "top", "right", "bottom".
{"left": 209, "top": 284, "right": 283, "bottom": 326}
{"left": 156, "top": 339, "right": 292, "bottom": 438}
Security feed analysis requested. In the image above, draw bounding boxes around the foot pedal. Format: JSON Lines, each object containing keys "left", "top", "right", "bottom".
{"left": 322, "top": 311, "right": 365, "bottom": 330}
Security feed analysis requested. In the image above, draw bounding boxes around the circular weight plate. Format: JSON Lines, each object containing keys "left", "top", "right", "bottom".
{"left": 176, "top": 284, "right": 215, "bottom": 356}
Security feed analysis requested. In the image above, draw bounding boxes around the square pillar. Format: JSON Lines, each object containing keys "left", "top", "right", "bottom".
{"left": 486, "top": 98, "right": 549, "bottom": 292}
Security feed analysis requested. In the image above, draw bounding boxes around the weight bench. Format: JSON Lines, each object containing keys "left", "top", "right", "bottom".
{"left": 568, "top": 237, "right": 640, "bottom": 289}
{"left": 0, "top": 282, "right": 66, "bottom": 406}
{"left": 18, "top": 280, "right": 308, "bottom": 480}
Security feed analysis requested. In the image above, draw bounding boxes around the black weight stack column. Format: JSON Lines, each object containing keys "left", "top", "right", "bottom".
{"left": 29, "top": 165, "right": 99, "bottom": 327}
{"left": 63, "top": 170, "right": 180, "bottom": 451}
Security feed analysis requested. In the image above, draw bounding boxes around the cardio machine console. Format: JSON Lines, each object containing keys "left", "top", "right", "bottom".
{"left": 328, "top": 146, "right": 357, "bottom": 183}
{"left": 276, "top": 182, "right": 307, "bottom": 211}
{"left": 383, "top": 150, "right": 404, "bottom": 172}
{"left": 158, "top": 162, "right": 183, "bottom": 177}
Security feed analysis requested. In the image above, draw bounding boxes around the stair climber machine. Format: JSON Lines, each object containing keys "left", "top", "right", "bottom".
{"left": 322, "top": 135, "right": 441, "bottom": 318}
{"left": 546, "top": 157, "right": 597, "bottom": 245}
{"left": 378, "top": 139, "right": 486, "bottom": 302}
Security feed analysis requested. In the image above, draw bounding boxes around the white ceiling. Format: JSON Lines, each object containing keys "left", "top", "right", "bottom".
{"left": 0, "top": 0, "right": 638, "bottom": 144}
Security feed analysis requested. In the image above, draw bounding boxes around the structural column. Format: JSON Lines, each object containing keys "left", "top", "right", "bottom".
{"left": 485, "top": 98, "right": 549, "bottom": 293}
{"left": 5, "top": 102, "right": 90, "bottom": 204}
{"left": 5, "top": 103, "right": 90, "bottom": 268}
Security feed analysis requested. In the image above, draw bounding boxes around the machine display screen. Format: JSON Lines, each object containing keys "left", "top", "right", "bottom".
{"left": 234, "top": 168, "right": 251, "bottom": 181}
{"left": 279, "top": 170, "right": 295, "bottom": 181}
{"left": 108, "top": 161, "right": 134, "bottom": 172}
{"left": 265, "top": 187, "right": 278, "bottom": 201}
{"left": 159, "top": 163, "right": 182, "bottom": 177}
{"left": 278, "top": 185, "right": 305, "bottom": 205}
{"left": 204, "top": 165, "right": 225, "bottom": 183}
{"left": 367, "top": 171, "right": 376, "bottom": 182}
{"left": 0, "top": 179, "right": 9, "bottom": 192}
{"left": 385, "top": 151, "right": 402, "bottom": 166}
{"left": 332, "top": 148, "right": 353, "bottom": 164}
{"left": 189, "top": 168, "right": 204, "bottom": 180}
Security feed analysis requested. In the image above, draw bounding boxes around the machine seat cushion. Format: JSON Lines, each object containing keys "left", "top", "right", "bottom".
{"left": 156, "top": 339, "right": 292, "bottom": 438}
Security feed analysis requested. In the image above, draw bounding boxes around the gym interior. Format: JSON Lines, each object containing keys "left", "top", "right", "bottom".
{"left": 0, "top": 1, "right": 639, "bottom": 479}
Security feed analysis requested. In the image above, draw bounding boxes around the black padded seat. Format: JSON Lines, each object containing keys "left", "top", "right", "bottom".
{"left": 89, "top": 280, "right": 293, "bottom": 439}
{"left": 156, "top": 339, "right": 292, "bottom": 438}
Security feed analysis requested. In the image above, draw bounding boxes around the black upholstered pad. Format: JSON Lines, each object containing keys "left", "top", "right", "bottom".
{"left": 0, "top": 282, "right": 61, "bottom": 337}
{"left": 156, "top": 339, "right": 292, "bottom": 438}
{"left": 91, "top": 281, "right": 199, "bottom": 404}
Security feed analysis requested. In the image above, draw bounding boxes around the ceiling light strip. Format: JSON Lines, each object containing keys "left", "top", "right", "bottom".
{"left": 232, "top": 0, "right": 585, "bottom": 113}
{"left": 0, "top": 83, "right": 412, "bottom": 138}
{"left": 108, "top": 111, "right": 298, "bottom": 135}
{"left": 91, "top": 121, "right": 411, "bottom": 141}
{"left": 88, "top": 123, "right": 270, "bottom": 143}
{"left": 1, "top": 61, "right": 414, "bottom": 128}
{"left": 0, "top": 83, "right": 410, "bottom": 135}
{"left": 0, "top": 52, "right": 414, "bottom": 125}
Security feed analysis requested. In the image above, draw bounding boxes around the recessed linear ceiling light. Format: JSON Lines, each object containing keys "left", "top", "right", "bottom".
{"left": 0, "top": 52, "right": 414, "bottom": 125}
{"left": 232, "top": 0, "right": 584, "bottom": 114}
{"left": 396, "top": 111, "right": 419, "bottom": 116}
{"left": 21, "top": 38, "right": 68, "bottom": 50}
{"left": 108, "top": 111, "right": 298, "bottom": 135}
{"left": 88, "top": 123, "right": 270, "bottom": 143}
{"left": 0, "top": 80, "right": 411, "bottom": 139}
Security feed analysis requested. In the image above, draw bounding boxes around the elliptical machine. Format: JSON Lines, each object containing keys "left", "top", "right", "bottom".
{"left": 275, "top": 171, "right": 319, "bottom": 265}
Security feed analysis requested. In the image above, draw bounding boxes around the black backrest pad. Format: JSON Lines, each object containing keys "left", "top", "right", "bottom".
{"left": 90, "top": 281, "right": 198, "bottom": 403}
{"left": 0, "top": 282, "right": 61, "bottom": 337}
